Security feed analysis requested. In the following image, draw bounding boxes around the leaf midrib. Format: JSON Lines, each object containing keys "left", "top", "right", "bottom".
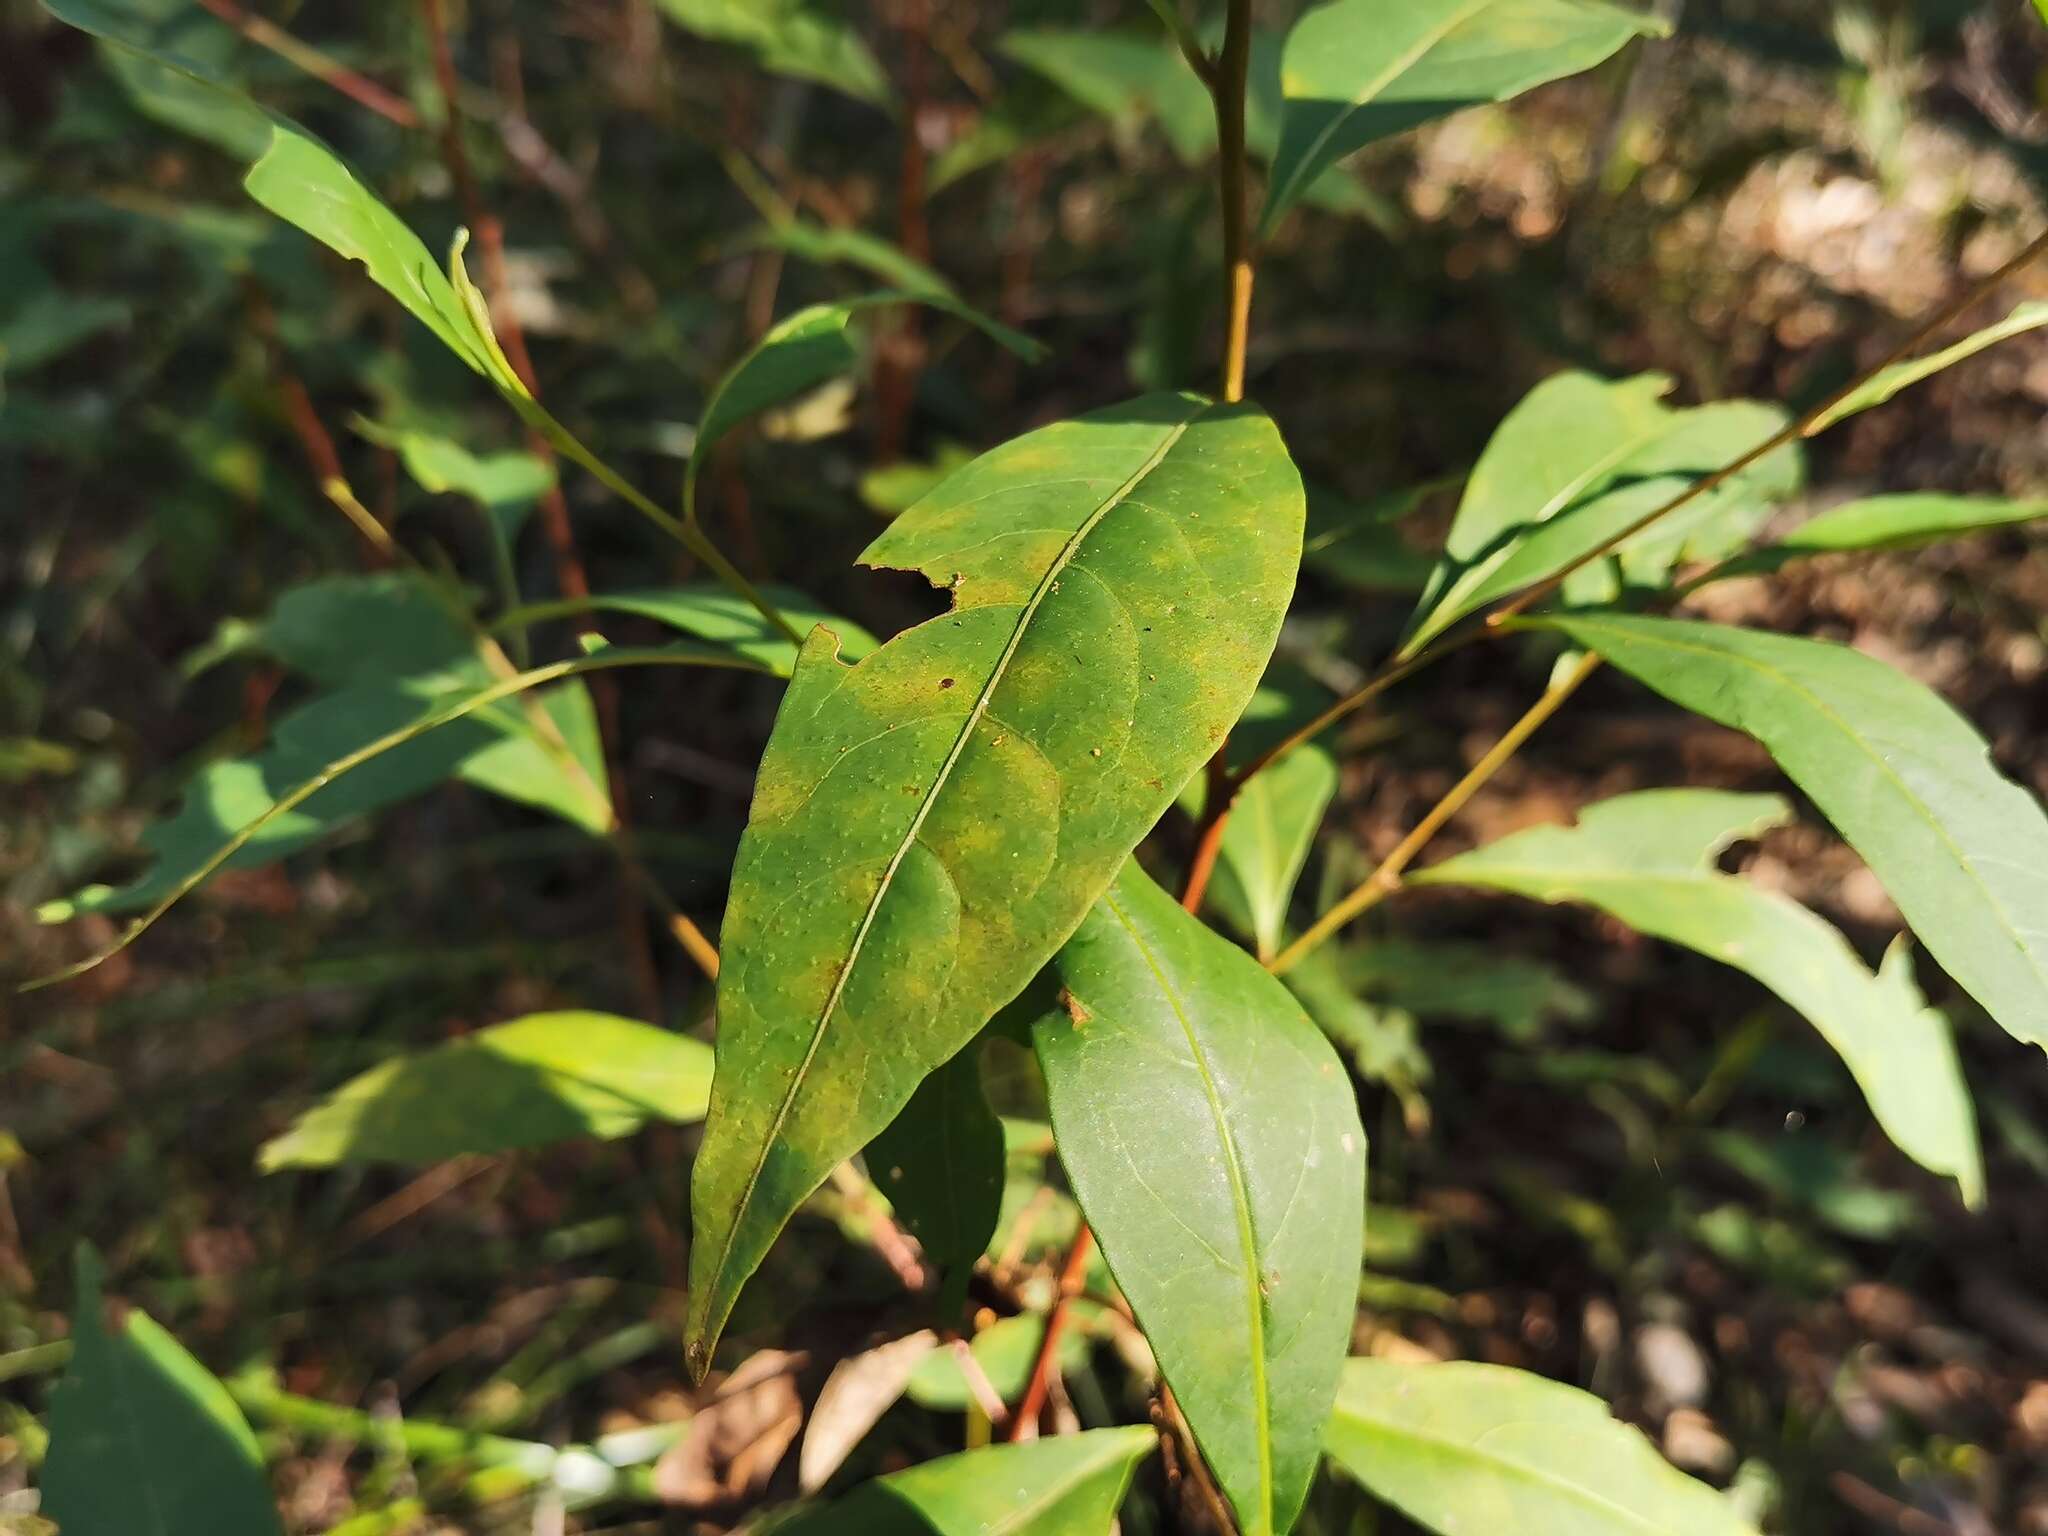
{"left": 1103, "top": 885, "right": 1273, "bottom": 1532}
{"left": 1559, "top": 616, "right": 2048, "bottom": 1003}
{"left": 704, "top": 402, "right": 1205, "bottom": 1314}
{"left": 1336, "top": 1409, "right": 1710, "bottom": 1536}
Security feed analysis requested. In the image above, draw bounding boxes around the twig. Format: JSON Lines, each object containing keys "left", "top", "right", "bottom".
{"left": 945, "top": 1335, "right": 1011, "bottom": 1426}
{"left": 1009, "top": 1225, "right": 1094, "bottom": 1441}
{"left": 1269, "top": 651, "right": 1602, "bottom": 975}
{"left": 1213, "top": 0, "right": 1254, "bottom": 406}
{"left": 193, "top": 0, "right": 419, "bottom": 128}
{"left": 828, "top": 1164, "right": 928, "bottom": 1292}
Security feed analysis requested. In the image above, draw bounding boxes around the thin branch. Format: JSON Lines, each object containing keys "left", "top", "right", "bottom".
{"left": 193, "top": 0, "right": 419, "bottom": 128}
{"left": 1213, "top": 0, "right": 1254, "bottom": 405}
{"left": 1268, "top": 651, "right": 1602, "bottom": 976}
{"left": 1008, "top": 1225, "right": 1094, "bottom": 1441}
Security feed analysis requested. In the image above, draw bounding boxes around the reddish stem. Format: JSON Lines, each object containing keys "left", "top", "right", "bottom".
{"left": 1010, "top": 1225, "right": 1095, "bottom": 1440}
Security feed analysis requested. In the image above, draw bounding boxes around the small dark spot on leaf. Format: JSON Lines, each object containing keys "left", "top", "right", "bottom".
{"left": 939, "top": 677, "right": 955, "bottom": 690}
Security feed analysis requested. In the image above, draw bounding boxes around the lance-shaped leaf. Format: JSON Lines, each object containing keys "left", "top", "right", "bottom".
{"left": 258, "top": 1012, "right": 715, "bottom": 1170}
{"left": 1807, "top": 301, "right": 2048, "bottom": 433}
{"left": 1710, "top": 492, "right": 2048, "bottom": 580}
{"left": 1262, "top": 0, "right": 1664, "bottom": 233}
{"left": 779, "top": 1426, "right": 1156, "bottom": 1535}
{"left": 686, "top": 392, "right": 1304, "bottom": 1372}
{"left": 1032, "top": 863, "right": 1365, "bottom": 1535}
{"left": 1404, "top": 380, "right": 1798, "bottom": 654}
{"left": 1326, "top": 1359, "right": 1758, "bottom": 1536}
{"left": 498, "top": 584, "right": 876, "bottom": 677}
{"left": 864, "top": 1045, "right": 1006, "bottom": 1315}
{"left": 44, "top": 1247, "right": 284, "bottom": 1536}
{"left": 1413, "top": 790, "right": 1983, "bottom": 1203}
{"left": 1535, "top": 614, "right": 2048, "bottom": 1055}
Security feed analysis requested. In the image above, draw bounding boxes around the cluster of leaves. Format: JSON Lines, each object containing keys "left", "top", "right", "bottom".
{"left": 18, "top": 0, "right": 2048, "bottom": 1533}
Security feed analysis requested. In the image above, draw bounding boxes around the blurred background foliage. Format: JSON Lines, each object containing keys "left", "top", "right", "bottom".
{"left": 4, "top": 0, "right": 2048, "bottom": 1531}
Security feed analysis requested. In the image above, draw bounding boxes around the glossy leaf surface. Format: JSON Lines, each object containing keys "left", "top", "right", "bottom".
{"left": 1538, "top": 614, "right": 2048, "bottom": 1054}
{"left": 780, "top": 1427, "right": 1156, "bottom": 1536}
{"left": 259, "top": 1013, "right": 715, "bottom": 1170}
{"left": 686, "top": 392, "right": 1303, "bottom": 1371}
{"left": 1415, "top": 790, "right": 1982, "bottom": 1202}
{"left": 1326, "top": 1358, "right": 1758, "bottom": 1536}
{"left": 44, "top": 1248, "right": 283, "bottom": 1536}
{"left": 1034, "top": 863, "right": 1365, "bottom": 1534}
{"left": 865, "top": 1047, "right": 1006, "bottom": 1315}
{"left": 1264, "top": 0, "right": 1662, "bottom": 233}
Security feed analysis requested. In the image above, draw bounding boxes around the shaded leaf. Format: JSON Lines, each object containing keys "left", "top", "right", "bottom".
{"left": 866, "top": 1048, "right": 1005, "bottom": 1316}
{"left": 1213, "top": 743, "right": 1338, "bottom": 960}
{"left": 1536, "top": 614, "right": 2048, "bottom": 1056}
{"left": 1414, "top": 789, "right": 1983, "bottom": 1202}
{"left": 1335, "top": 937, "right": 1594, "bottom": 1042}
{"left": 1806, "top": 301, "right": 2048, "bottom": 433}
{"left": 1264, "top": 0, "right": 1663, "bottom": 233}
{"left": 1002, "top": 30, "right": 1214, "bottom": 162}
{"left": 1283, "top": 948, "right": 1433, "bottom": 1129}
{"left": 499, "top": 584, "right": 876, "bottom": 677}
{"left": 1033, "top": 863, "right": 1365, "bottom": 1535}
{"left": 43, "top": 1247, "right": 283, "bottom": 1536}
{"left": 258, "top": 1012, "right": 714, "bottom": 1169}
{"left": 1302, "top": 481, "right": 1441, "bottom": 593}
{"left": 1325, "top": 1358, "right": 1758, "bottom": 1536}
{"left": 1713, "top": 492, "right": 2048, "bottom": 579}
{"left": 652, "top": 0, "right": 890, "bottom": 107}
{"left": 45, "top": 575, "right": 614, "bottom": 919}
{"left": 354, "top": 418, "right": 553, "bottom": 550}
{"left": 780, "top": 1426, "right": 1156, "bottom": 1536}
{"left": 685, "top": 392, "right": 1303, "bottom": 1371}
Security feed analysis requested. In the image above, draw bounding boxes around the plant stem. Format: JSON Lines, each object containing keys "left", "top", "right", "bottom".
{"left": 1009, "top": 1225, "right": 1095, "bottom": 1441}
{"left": 1214, "top": 0, "right": 1255, "bottom": 405}
{"left": 194, "top": 0, "right": 419, "bottom": 127}
{"left": 1177, "top": 0, "right": 1258, "bottom": 915}
{"left": 1268, "top": 651, "right": 1602, "bottom": 976}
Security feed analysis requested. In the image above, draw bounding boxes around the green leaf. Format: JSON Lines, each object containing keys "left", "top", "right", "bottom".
{"left": 1332, "top": 938, "right": 1593, "bottom": 1042}
{"left": 498, "top": 584, "right": 877, "bottom": 677}
{"left": 1806, "top": 301, "right": 2048, "bottom": 434}
{"left": 1413, "top": 789, "right": 1983, "bottom": 1203}
{"left": 1033, "top": 863, "right": 1366, "bottom": 1535}
{"left": 1302, "top": 481, "right": 1441, "bottom": 593}
{"left": 652, "top": 0, "right": 890, "bottom": 107}
{"left": 1326, "top": 1358, "right": 1758, "bottom": 1536}
{"left": 1283, "top": 949, "right": 1432, "bottom": 1108}
{"left": 684, "top": 296, "right": 1042, "bottom": 525}
{"left": 354, "top": 419, "right": 554, "bottom": 548}
{"left": 80, "top": 0, "right": 271, "bottom": 158}
{"left": 44, "top": 1247, "right": 284, "bottom": 1536}
{"left": 1212, "top": 742, "right": 1338, "bottom": 961}
{"left": 1263, "top": 0, "right": 1663, "bottom": 234}
{"left": 1404, "top": 380, "right": 1798, "bottom": 654}
{"left": 779, "top": 1426, "right": 1156, "bottom": 1536}
{"left": 864, "top": 1046, "right": 1006, "bottom": 1316}
{"left": 30, "top": 644, "right": 753, "bottom": 986}
{"left": 258, "top": 1012, "right": 715, "bottom": 1170}
{"left": 1534, "top": 614, "right": 2048, "bottom": 1057}
{"left": 903, "top": 1312, "right": 1088, "bottom": 1411}
{"left": 1712, "top": 492, "right": 2048, "bottom": 579}
{"left": 45, "top": 575, "right": 617, "bottom": 919}
{"left": 685, "top": 392, "right": 1304, "bottom": 1373}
